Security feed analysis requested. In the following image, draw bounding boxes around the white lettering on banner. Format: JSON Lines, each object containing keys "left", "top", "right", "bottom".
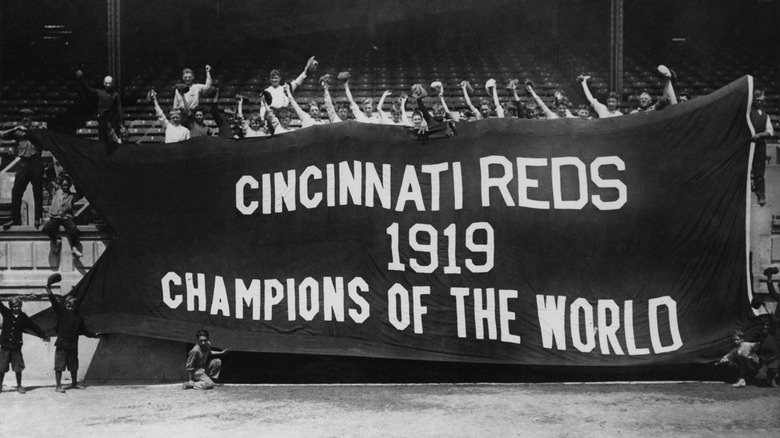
{"left": 535, "top": 295, "right": 683, "bottom": 355}
{"left": 161, "top": 272, "right": 183, "bottom": 308}
{"left": 479, "top": 155, "right": 627, "bottom": 210}
{"left": 450, "top": 287, "right": 521, "bottom": 344}
{"left": 162, "top": 273, "right": 372, "bottom": 324}
{"left": 237, "top": 161, "right": 466, "bottom": 215}
{"left": 387, "top": 222, "right": 495, "bottom": 274}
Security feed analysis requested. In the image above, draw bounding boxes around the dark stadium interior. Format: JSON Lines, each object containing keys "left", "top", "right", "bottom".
{"left": 1, "top": 0, "right": 779, "bottom": 384}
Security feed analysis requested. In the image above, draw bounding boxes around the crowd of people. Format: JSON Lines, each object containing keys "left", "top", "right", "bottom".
{"left": 0, "top": 55, "right": 777, "bottom": 391}
{"left": 68, "top": 56, "right": 773, "bottom": 206}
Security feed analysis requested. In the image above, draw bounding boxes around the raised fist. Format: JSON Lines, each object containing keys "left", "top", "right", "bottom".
{"left": 205, "top": 65, "right": 211, "bottom": 72}
{"left": 75, "top": 70, "right": 84, "bottom": 79}
{"left": 382, "top": 89, "right": 392, "bottom": 97}
{"left": 306, "top": 56, "right": 318, "bottom": 72}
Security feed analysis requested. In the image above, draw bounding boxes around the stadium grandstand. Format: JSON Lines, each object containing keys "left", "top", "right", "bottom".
{"left": 0, "top": 0, "right": 779, "bottom": 384}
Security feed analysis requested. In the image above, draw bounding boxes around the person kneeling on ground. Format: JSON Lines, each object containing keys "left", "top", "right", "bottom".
{"left": 183, "top": 329, "right": 228, "bottom": 390}
{"left": 717, "top": 330, "right": 760, "bottom": 387}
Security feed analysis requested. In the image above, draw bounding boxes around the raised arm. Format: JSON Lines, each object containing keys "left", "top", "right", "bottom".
{"left": 237, "top": 94, "right": 245, "bottom": 120}
{"left": 528, "top": 85, "right": 556, "bottom": 119}
{"left": 285, "top": 84, "right": 314, "bottom": 128}
{"left": 45, "top": 285, "right": 63, "bottom": 316}
{"left": 322, "top": 84, "right": 341, "bottom": 123}
{"left": 399, "top": 94, "right": 411, "bottom": 126}
{"left": 75, "top": 70, "right": 98, "bottom": 96}
{"left": 377, "top": 90, "right": 392, "bottom": 124}
{"left": 461, "top": 81, "right": 481, "bottom": 120}
{"left": 489, "top": 81, "right": 505, "bottom": 118}
{"left": 203, "top": 65, "right": 213, "bottom": 93}
{"left": 578, "top": 75, "right": 610, "bottom": 118}
{"left": 344, "top": 80, "right": 367, "bottom": 121}
{"left": 290, "top": 56, "right": 316, "bottom": 92}
{"left": 150, "top": 90, "right": 169, "bottom": 128}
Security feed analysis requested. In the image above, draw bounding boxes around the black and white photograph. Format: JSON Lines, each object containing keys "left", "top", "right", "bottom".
{"left": 0, "top": 1, "right": 779, "bottom": 436}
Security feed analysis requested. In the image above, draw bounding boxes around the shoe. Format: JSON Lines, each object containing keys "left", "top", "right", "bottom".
{"left": 34, "top": 218, "right": 42, "bottom": 228}
{"left": 71, "top": 384, "right": 85, "bottom": 390}
{"left": 182, "top": 382, "right": 193, "bottom": 390}
{"left": 17, "top": 386, "right": 26, "bottom": 394}
{"left": 657, "top": 65, "right": 677, "bottom": 80}
{"left": 52, "top": 239, "right": 62, "bottom": 253}
{"left": 2, "top": 220, "right": 20, "bottom": 230}
{"left": 55, "top": 386, "right": 66, "bottom": 393}
{"left": 758, "top": 194, "right": 766, "bottom": 207}
{"left": 771, "top": 378, "right": 778, "bottom": 388}
{"left": 731, "top": 379, "right": 746, "bottom": 388}
{"left": 72, "top": 248, "right": 83, "bottom": 258}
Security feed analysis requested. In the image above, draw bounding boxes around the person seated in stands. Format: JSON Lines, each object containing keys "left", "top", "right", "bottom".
{"left": 677, "top": 91, "right": 690, "bottom": 102}
{"left": 75, "top": 70, "right": 125, "bottom": 143}
{"left": 209, "top": 87, "right": 244, "bottom": 140}
{"left": 188, "top": 107, "right": 212, "bottom": 138}
{"left": 576, "top": 104, "right": 593, "bottom": 119}
{"left": 1, "top": 108, "right": 45, "bottom": 229}
{"left": 630, "top": 92, "right": 656, "bottom": 114}
{"left": 183, "top": 329, "right": 228, "bottom": 390}
{"left": 322, "top": 75, "right": 352, "bottom": 122}
{"left": 717, "top": 330, "right": 760, "bottom": 387}
{"left": 378, "top": 92, "right": 411, "bottom": 126}
{"left": 150, "top": 90, "right": 190, "bottom": 143}
{"left": 522, "top": 102, "right": 539, "bottom": 119}
{"left": 503, "top": 102, "right": 519, "bottom": 118}
{"left": 173, "top": 65, "right": 213, "bottom": 126}
{"left": 461, "top": 80, "right": 503, "bottom": 120}
{"left": 262, "top": 57, "right": 317, "bottom": 113}
{"left": 578, "top": 75, "right": 623, "bottom": 118}
{"left": 43, "top": 174, "right": 84, "bottom": 258}
{"left": 284, "top": 83, "right": 326, "bottom": 128}
{"left": 750, "top": 89, "right": 774, "bottom": 206}
{"left": 342, "top": 75, "right": 380, "bottom": 124}
{"left": 410, "top": 84, "right": 456, "bottom": 138}
{"left": 526, "top": 81, "right": 575, "bottom": 120}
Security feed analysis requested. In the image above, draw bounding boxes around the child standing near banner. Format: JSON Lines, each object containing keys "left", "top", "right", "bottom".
{"left": 0, "top": 297, "right": 49, "bottom": 393}
{"left": 45, "top": 276, "right": 101, "bottom": 393}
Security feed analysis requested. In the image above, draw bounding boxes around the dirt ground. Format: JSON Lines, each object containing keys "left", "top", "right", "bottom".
{"left": 2, "top": 382, "right": 779, "bottom": 437}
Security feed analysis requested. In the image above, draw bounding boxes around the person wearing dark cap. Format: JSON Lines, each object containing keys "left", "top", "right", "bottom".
{"left": 75, "top": 70, "right": 125, "bottom": 143}
{"left": 750, "top": 89, "right": 775, "bottom": 207}
{"left": 1, "top": 109, "right": 45, "bottom": 229}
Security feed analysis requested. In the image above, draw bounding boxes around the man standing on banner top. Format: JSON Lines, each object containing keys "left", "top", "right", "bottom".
{"left": 173, "top": 65, "right": 212, "bottom": 127}
{"left": 750, "top": 89, "right": 774, "bottom": 207}
{"left": 183, "top": 329, "right": 228, "bottom": 390}
{"left": 261, "top": 56, "right": 318, "bottom": 115}
{"left": 1, "top": 108, "right": 45, "bottom": 229}
{"left": 75, "top": 70, "right": 125, "bottom": 143}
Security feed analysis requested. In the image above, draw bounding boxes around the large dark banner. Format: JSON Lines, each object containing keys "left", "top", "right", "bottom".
{"left": 32, "top": 76, "right": 757, "bottom": 367}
